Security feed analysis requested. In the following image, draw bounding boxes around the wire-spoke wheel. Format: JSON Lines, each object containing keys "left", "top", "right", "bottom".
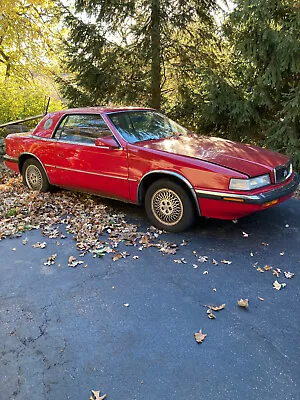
{"left": 22, "top": 158, "right": 50, "bottom": 192}
{"left": 145, "top": 179, "right": 196, "bottom": 232}
{"left": 151, "top": 188, "right": 184, "bottom": 226}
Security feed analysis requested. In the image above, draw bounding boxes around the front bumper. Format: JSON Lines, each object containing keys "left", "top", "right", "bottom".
{"left": 196, "top": 174, "right": 299, "bottom": 220}
{"left": 196, "top": 174, "right": 299, "bottom": 205}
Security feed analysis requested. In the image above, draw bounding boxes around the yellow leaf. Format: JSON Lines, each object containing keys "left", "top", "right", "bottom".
{"left": 238, "top": 298, "right": 249, "bottom": 308}
{"left": 263, "top": 265, "right": 272, "bottom": 271}
{"left": 208, "top": 303, "right": 226, "bottom": 311}
{"left": 207, "top": 312, "right": 216, "bottom": 319}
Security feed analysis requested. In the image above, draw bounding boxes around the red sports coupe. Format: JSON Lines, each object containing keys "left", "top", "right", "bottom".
{"left": 4, "top": 107, "right": 299, "bottom": 231}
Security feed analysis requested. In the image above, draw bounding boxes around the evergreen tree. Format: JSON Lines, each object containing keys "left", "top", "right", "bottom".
{"left": 201, "top": 0, "right": 300, "bottom": 168}
{"left": 59, "top": 0, "right": 219, "bottom": 110}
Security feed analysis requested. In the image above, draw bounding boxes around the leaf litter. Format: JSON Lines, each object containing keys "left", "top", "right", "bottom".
{"left": 1, "top": 167, "right": 296, "bottom": 334}
{"left": 0, "top": 171, "right": 169, "bottom": 259}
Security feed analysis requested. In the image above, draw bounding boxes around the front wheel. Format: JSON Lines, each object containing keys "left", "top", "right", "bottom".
{"left": 145, "top": 179, "right": 196, "bottom": 232}
{"left": 22, "top": 158, "right": 50, "bottom": 192}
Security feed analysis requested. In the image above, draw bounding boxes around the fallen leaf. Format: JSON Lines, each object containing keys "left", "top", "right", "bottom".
{"left": 32, "top": 241, "right": 47, "bottom": 249}
{"left": 22, "top": 238, "right": 28, "bottom": 245}
{"left": 160, "top": 247, "right": 177, "bottom": 255}
{"left": 285, "top": 224, "right": 289, "bottom": 228}
{"left": 242, "top": 232, "right": 249, "bottom": 237}
{"left": 273, "top": 270, "right": 280, "bottom": 278}
{"left": 123, "top": 303, "right": 129, "bottom": 307}
{"left": 68, "top": 256, "right": 84, "bottom": 268}
{"left": 180, "top": 240, "right": 188, "bottom": 246}
{"left": 44, "top": 254, "right": 57, "bottom": 266}
{"left": 273, "top": 280, "right": 286, "bottom": 290}
{"left": 209, "top": 303, "right": 225, "bottom": 311}
{"left": 258, "top": 297, "right": 264, "bottom": 301}
{"left": 261, "top": 242, "right": 269, "bottom": 246}
{"left": 280, "top": 252, "right": 285, "bottom": 256}
{"left": 207, "top": 312, "right": 216, "bottom": 319}
{"left": 112, "top": 251, "right": 129, "bottom": 261}
{"left": 198, "top": 256, "right": 208, "bottom": 263}
{"left": 212, "top": 259, "right": 218, "bottom": 265}
{"left": 193, "top": 264, "right": 198, "bottom": 269}
{"left": 257, "top": 267, "right": 264, "bottom": 273}
{"left": 238, "top": 298, "right": 249, "bottom": 308}
{"left": 221, "top": 260, "right": 232, "bottom": 265}
{"left": 194, "top": 329, "right": 207, "bottom": 343}
{"left": 174, "top": 258, "right": 187, "bottom": 264}
{"left": 263, "top": 265, "right": 272, "bottom": 271}
{"left": 91, "top": 390, "right": 107, "bottom": 400}
{"left": 159, "top": 241, "right": 178, "bottom": 255}
{"left": 132, "top": 255, "right": 139, "bottom": 260}
{"left": 212, "top": 288, "right": 217, "bottom": 292}
{"left": 139, "top": 234, "right": 151, "bottom": 247}
{"left": 284, "top": 271, "right": 294, "bottom": 279}
{"left": 203, "top": 270, "right": 208, "bottom": 275}
{"left": 232, "top": 219, "right": 238, "bottom": 224}
{"left": 250, "top": 252, "right": 254, "bottom": 257}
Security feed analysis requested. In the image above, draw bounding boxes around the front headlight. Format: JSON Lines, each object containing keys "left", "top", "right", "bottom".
{"left": 229, "top": 174, "right": 271, "bottom": 191}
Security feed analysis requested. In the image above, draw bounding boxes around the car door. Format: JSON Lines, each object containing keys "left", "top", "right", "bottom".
{"left": 50, "top": 114, "right": 130, "bottom": 200}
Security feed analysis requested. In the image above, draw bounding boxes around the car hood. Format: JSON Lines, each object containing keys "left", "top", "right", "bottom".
{"left": 135, "top": 135, "right": 289, "bottom": 177}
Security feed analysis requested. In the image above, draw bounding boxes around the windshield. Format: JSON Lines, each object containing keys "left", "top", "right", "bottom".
{"left": 107, "top": 110, "right": 188, "bottom": 144}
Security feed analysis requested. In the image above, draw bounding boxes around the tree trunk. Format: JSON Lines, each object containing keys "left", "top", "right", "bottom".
{"left": 150, "top": 0, "right": 161, "bottom": 110}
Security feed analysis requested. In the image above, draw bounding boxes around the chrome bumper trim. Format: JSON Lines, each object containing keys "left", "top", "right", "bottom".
{"left": 4, "top": 154, "right": 18, "bottom": 163}
{"left": 196, "top": 174, "right": 299, "bottom": 204}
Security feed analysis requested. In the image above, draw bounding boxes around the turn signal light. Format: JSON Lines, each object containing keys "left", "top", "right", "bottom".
{"left": 262, "top": 199, "right": 278, "bottom": 208}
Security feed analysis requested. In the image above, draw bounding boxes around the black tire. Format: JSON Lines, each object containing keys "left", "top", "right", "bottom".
{"left": 145, "top": 179, "right": 196, "bottom": 232}
{"left": 22, "top": 158, "right": 50, "bottom": 192}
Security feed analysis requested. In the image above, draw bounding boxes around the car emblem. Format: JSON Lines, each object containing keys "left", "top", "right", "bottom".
{"left": 283, "top": 169, "right": 288, "bottom": 178}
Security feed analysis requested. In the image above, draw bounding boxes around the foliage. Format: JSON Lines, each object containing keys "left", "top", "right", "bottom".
{"left": 59, "top": 0, "right": 220, "bottom": 110}
{"left": 0, "top": 0, "right": 61, "bottom": 81}
{"left": 200, "top": 0, "right": 300, "bottom": 169}
{"left": 0, "top": 78, "right": 63, "bottom": 135}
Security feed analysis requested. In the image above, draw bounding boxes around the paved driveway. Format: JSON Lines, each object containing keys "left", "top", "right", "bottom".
{"left": 1, "top": 198, "right": 299, "bottom": 400}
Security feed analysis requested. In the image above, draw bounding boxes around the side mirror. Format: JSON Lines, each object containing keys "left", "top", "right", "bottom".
{"left": 95, "top": 136, "right": 120, "bottom": 149}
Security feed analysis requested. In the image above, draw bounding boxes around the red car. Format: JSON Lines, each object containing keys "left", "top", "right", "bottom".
{"left": 4, "top": 107, "right": 299, "bottom": 231}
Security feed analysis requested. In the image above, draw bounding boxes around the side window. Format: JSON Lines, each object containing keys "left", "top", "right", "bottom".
{"left": 54, "top": 114, "right": 112, "bottom": 144}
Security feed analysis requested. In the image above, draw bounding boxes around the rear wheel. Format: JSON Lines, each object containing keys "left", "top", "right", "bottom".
{"left": 22, "top": 158, "right": 50, "bottom": 192}
{"left": 145, "top": 179, "right": 196, "bottom": 232}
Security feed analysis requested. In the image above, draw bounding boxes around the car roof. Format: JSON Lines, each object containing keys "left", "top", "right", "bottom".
{"left": 50, "top": 106, "right": 153, "bottom": 116}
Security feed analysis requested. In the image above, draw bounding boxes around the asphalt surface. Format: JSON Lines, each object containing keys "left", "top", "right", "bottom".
{"left": 1, "top": 198, "right": 300, "bottom": 400}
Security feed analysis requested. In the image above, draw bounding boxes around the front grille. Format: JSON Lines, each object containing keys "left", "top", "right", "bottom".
{"left": 274, "top": 162, "right": 292, "bottom": 183}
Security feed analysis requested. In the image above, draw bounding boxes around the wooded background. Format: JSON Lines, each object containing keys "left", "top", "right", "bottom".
{"left": 0, "top": 0, "right": 299, "bottom": 169}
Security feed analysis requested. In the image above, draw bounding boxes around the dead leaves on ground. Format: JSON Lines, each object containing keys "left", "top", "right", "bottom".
{"left": 237, "top": 298, "right": 249, "bottom": 308}
{"left": 90, "top": 390, "right": 107, "bottom": 400}
{"left": 68, "top": 256, "right": 84, "bottom": 268}
{"left": 284, "top": 271, "right": 294, "bottom": 279}
{"left": 204, "top": 303, "right": 226, "bottom": 320}
{"left": 273, "top": 280, "right": 286, "bottom": 290}
{"left": 194, "top": 329, "right": 207, "bottom": 344}
{"left": 44, "top": 254, "right": 57, "bottom": 266}
{"left": 32, "top": 242, "right": 47, "bottom": 249}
